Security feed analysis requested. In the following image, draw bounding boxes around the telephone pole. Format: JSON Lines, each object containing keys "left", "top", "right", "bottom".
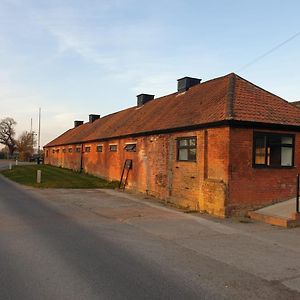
{"left": 38, "top": 108, "right": 41, "bottom": 158}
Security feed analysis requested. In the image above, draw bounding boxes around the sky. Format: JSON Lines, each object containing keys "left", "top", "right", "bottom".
{"left": 0, "top": 0, "right": 300, "bottom": 147}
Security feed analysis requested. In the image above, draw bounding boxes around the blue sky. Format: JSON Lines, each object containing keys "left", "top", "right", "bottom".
{"left": 0, "top": 0, "right": 300, "bottom": 146}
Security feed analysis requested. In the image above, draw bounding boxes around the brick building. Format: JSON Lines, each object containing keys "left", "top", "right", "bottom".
{"left": 44, "top": 73, "right": 300, "bottom": 217}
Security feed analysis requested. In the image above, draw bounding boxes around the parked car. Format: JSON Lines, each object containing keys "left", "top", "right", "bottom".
{"left": 29, "top": 154, "right": 44, "bottom": 164}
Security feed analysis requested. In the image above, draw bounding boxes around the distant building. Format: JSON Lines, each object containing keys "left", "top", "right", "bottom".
{"left": 44, "top": 73, "right": 300, "bottom": 217}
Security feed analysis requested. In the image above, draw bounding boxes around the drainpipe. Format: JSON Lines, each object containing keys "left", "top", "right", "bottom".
{"left": 297, "top": 174, "right": 299, "bottom": 213}
{"left": 80, "top": 144, "right": 84, "bottom": 172}
{"left": 167, "top": 137, "right": 173, "bottom": 197}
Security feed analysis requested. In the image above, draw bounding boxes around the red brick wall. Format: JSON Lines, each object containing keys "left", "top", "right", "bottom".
{"left": 228, "top": 127, "right": 299, "bottom": 214}
{"left": 200, "top": 127, "right": 230, "bottom": 216}
{"left": 45, "top": 126, "right": 300, "bottom": 216}
{"left": 44, "top": 126, "right": 231, "bottom": 215}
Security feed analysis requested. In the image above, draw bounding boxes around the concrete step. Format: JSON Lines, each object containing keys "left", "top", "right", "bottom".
{"left": 249, "top": 211, "right": 300, "bottom": 228}
{"left": 248, "top": 198, "right": 300, "bottom": 228}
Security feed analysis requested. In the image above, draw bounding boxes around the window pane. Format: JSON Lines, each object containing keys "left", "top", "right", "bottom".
{"left": 281, "top": 147, "right": 293, "bottom": 166}
{"left": 255, "top": 136, "right": 266, "bottom": 165}
{"left": 125, "top": 144, "right": 136, "bottom": 152}
{"left": 189, "top": 148, "right": 196, "bottom": 161}
{"left": 179, "top": 139, "right": 188, "bottom": 146}
{"left": 282, "top": 137, "right": 293, "bottom": 145}
{"left": 177, "top": 137, "right": 197, "bottom": 161}
{"left": 110, "top": 145, "right": 117, "bottom": 152}
{"left": 189, "top": 138, "right": 196, "bottom": 146}
{"left": 254, "top": 132, "right": 295, "bottom": 168}
{"left": 179, "top": 149, "right": 188, "bottom": 160}
{"left": 269, "top": 136, "right": 281, "bottom": 146}
{"left": 269, "top": 144, "right": 281, "bottom": 166}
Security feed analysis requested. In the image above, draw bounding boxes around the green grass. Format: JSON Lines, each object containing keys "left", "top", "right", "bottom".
{"left": 0, "top": 165, "right": 119, "bottom": 189}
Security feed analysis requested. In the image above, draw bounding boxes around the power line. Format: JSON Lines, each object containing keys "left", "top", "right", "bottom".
{"left": 236, "top": 31, "right": 300, "bottom": 72}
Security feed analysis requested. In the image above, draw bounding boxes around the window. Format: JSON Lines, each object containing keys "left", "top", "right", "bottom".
{"left": 253, "top": 132, "right": 294, "bottom": 167}
{"left": 85, "top": 146, "right": 91, "bottom": 152}
{"left": 75, "top": 147, "right": 81, "bottom": 153}
{"left": 68, "top": 148, "right": 73, "bottom": 153}
{"left": 52, "top": 149, "right": 55, "bottom": 154}
{"left": 56, "top": 149, "right": 59, "bottom": 153}
{"left": 46, "top": 150, "right": 49, "bottom": 157}
{"left": 96, "top": 145, "right": 103, "bottom": 152}
{"left": 124, "top": 143, "right": 136, "bottom": 152}
{"left": 177, "top": 137, "right": 196, "bottom": 161}
{"left": 63, "top": 148, "right": 66, "bottom": 153}
{"left": 109, "top": 145, "right": 117, "bottom": 152}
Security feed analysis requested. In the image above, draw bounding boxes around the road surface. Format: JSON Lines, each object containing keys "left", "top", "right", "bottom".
{"left": 0, "top": 167, "right": 300, "bottom": 299}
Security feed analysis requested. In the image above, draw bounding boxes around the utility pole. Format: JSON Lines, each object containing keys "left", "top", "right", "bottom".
{"left": 38, "top": 108, "right": 41, "bottom": 163}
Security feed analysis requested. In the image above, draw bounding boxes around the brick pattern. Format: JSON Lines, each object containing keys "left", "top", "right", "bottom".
{"left": 44, "top": 72, "right": 300, "bottom": 217}
{"left": 45, "top": 127, "right": 231, "bottom": 215}
{"left": 45, "top": 125, "right": 300, "bottom": 217}
{"left": 228, "top": 127, "right": 300, "bottom": 215}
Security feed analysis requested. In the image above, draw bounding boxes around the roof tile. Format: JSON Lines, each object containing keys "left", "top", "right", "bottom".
{"left": 45, "top": 73, "right": 300, "bottom": 147}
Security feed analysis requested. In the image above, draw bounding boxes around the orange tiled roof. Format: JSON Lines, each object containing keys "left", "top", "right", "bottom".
{"left": 45, "top": 73, "right": 300, "bottom": 147}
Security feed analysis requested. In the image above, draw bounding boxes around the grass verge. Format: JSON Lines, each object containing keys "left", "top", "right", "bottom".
{"left": 0, "top": 165, "right": 119, "bottom": 189}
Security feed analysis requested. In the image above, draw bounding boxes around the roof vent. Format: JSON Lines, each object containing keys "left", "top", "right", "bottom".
{"left": 89, "top": 114, "right": 100, "bottom": 123}
{"left": 177, "top": 77, "right": 201, "bottom": 93}
{"left": 137, "top": 94, "right": 155, "bottom": 107}
{"left": 74, "top": 120, "right": 84, "bottom": 128}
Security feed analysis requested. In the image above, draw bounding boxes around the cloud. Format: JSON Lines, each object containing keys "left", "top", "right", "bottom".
{"left": 0, "top": 0, "right": 227, "bottom": 147}
{"left": 26, "top": 2, "right": 167, "bottom": 73}
{"left": 42, "top": 23, "right": 117, "bottom": 68}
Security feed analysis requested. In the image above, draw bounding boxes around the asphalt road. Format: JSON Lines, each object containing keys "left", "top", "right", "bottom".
{"left": 0, "top": 166, "right": 300, "bottom": 299}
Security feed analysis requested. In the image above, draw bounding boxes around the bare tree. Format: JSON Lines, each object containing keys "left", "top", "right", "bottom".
{"left": 0, "top": 118, "right": 17, "bottom": 157}
{"left": 16, "top": 131, "right": 36, "bottom": 161}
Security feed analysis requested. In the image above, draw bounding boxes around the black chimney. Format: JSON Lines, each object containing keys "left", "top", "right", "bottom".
{"left": 177, "top": 77, "right": 201, "bottom": 93}
{"left": 74, "top": 120, "right": 84, "bottom": 128}
{"left": 89, "top": 114, "right": 100, "bottom": 123}
{"left": 137, "top": 94, "right": 155, "bottom": 107}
